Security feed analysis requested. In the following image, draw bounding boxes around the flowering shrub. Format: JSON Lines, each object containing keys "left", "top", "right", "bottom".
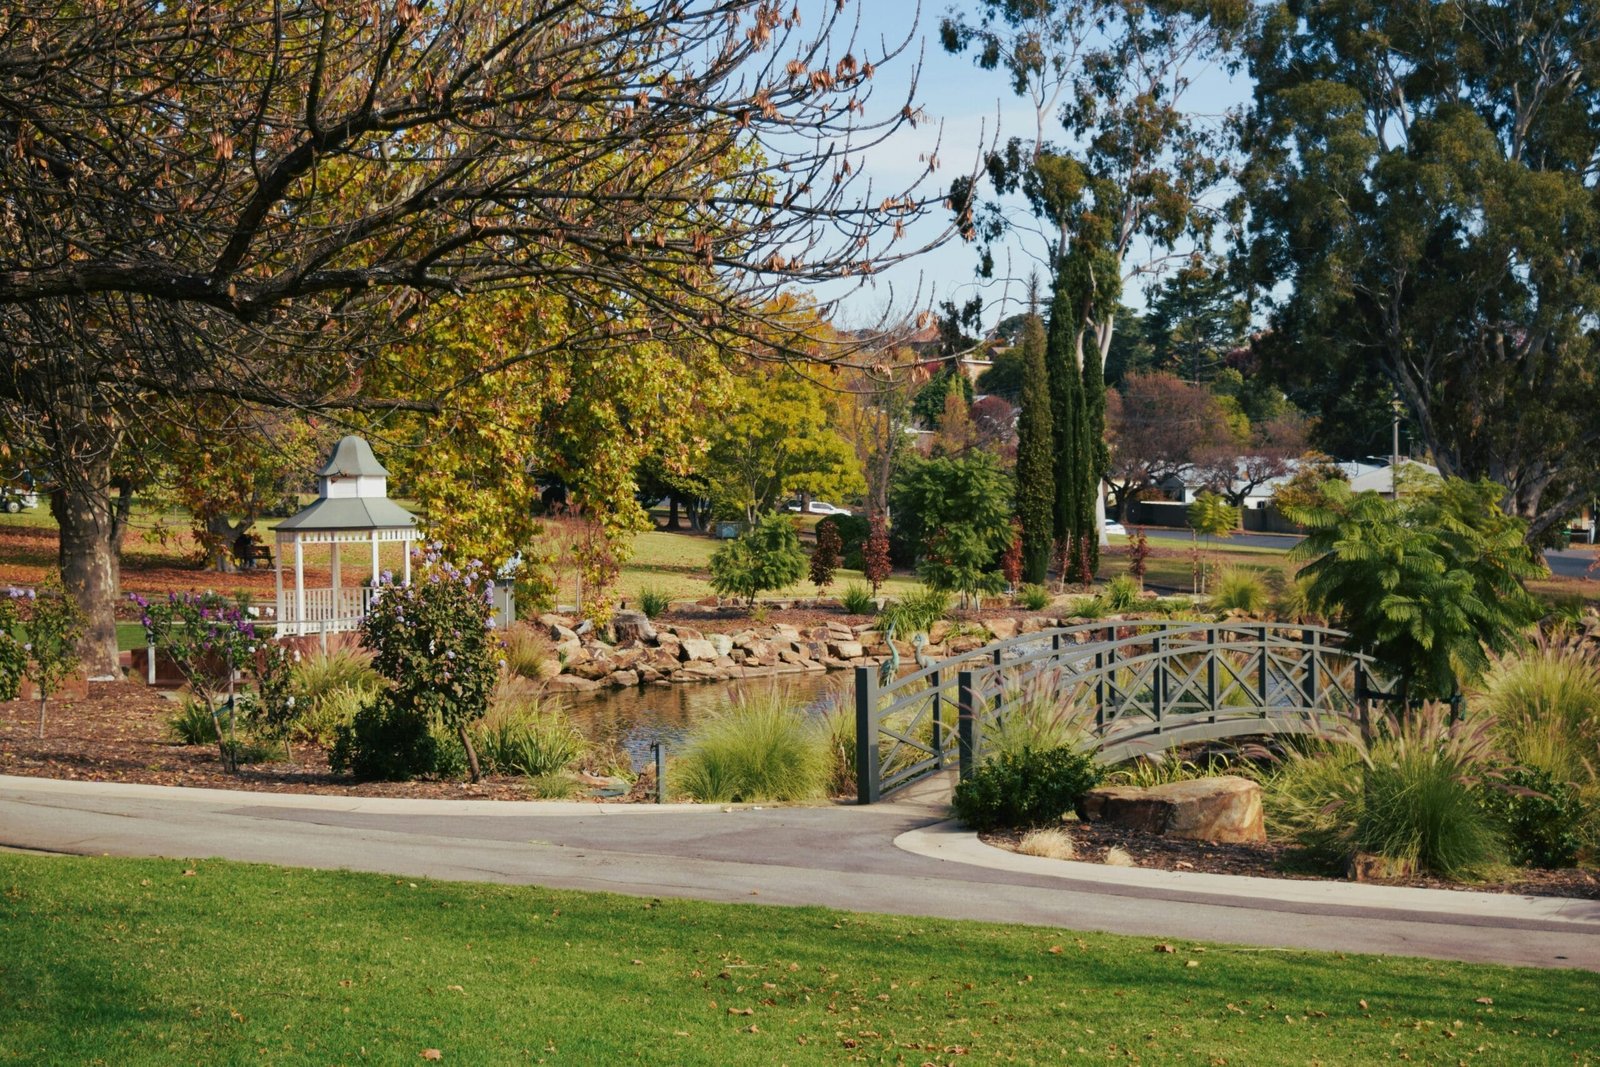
{"left": 135, "top": 590, "right": 258, "bottom": 770}
{"left": 339, "top": 547, "right": 502, "bottom": 781}
{"left": 0, "top": 589, "right": 28, "bottom": 702}
{"left": 244, "top": 641, "right": 299, "bottom": 761}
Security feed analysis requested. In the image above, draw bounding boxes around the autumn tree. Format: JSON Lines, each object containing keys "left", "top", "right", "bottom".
{"left": 0, "top": 2, "right": 951, "bottom": 672}
{"left": 1196, "top": 412, "right": 1310, "bottom": 509}
{"left": 1104, "top": 373, "right": 1232, "bottom": 518}
{"left": 1239, "top": 0, "right": 1600, "bottom": 541}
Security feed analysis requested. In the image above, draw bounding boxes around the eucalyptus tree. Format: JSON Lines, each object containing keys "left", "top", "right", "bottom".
{"left": 941, "top": 0, "right": 1247, "bottom": 569}
{"left": 1239, "top": 0, "right": 1600, "bottom": 541}
{"left": 0, "top": 2, "right": 955, "bottom": 671}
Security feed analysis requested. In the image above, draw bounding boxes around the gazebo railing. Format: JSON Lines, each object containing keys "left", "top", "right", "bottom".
{"left": 276, "top": 586, "right": 378, "bottom": 636}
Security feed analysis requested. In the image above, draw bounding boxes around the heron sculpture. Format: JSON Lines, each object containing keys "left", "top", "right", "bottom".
{"left": 878, "top": 620, "right": 899, "bottom": 687}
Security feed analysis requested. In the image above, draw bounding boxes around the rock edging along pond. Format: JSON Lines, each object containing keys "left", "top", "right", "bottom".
{"left": 535, "top": 610, "right": 1075, "bottom": 692}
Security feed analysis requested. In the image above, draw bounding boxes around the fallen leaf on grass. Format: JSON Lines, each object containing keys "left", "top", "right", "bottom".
{"left": 1475, "top": 997, "right": 1493, "bottom": 1005}
{"left": 728, "top": 1007, "right": 755, "bottom": 1016}
{"left": 1154, "top": 943, "right": 1175, "bottom": 953}
{"left": 420, "top": 1051, "right": 442, "bottom": 1061}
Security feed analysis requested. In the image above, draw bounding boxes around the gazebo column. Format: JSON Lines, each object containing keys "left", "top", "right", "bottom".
{"left": 273, "top": 542, "right": 284, "bottom": 632}
{"left": 370, "top": 530, "right": 380, "bottom": 585}
{"left": 293, "top": 537, "right": 306, "bottom": 637}
{"left": 330, "top": 540, "right": 342, "bottom": 622}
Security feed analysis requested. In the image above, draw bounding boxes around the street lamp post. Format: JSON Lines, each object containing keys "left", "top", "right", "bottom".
{"left": 1391, "top": 395, "right": 1405, "bottom": 499}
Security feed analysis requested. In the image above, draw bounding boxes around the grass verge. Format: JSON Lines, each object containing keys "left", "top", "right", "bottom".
{"left": 2, "top": 854, "right": 1597, "bottom": 1065}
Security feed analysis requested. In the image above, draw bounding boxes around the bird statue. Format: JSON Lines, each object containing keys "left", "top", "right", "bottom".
{"left": 878, "top": 619, "right": 899, "bottom": 688}
{"left": 912, "top": 631, "right": 935, "bottom": 672}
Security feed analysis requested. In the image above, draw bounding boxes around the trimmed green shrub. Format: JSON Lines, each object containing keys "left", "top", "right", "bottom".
{"left": 637, "top": 586, "right": 672, "bottom": 619}
{"left": 330, "top": 693, "right": 438, "bottom": 781}
{"left": 1479, "top": 766, "right": 1585, "bottom": 869}
{"left": 952, "top": 747, "right": 1102, "bottom": 830}
{"left": 709, "top": 512, "right": 807, "bottom": 607}
{"left": 839, "top": 581, "right": 876, "bottom": 616}
{"left": 1211, "top": 567, "right": 1268, "bottom": 615}
{"left": 668, "top": 690, "right": 829, "bottom": 803}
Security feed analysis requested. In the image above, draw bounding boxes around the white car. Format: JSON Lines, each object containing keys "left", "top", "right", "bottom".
{"left": 1103, "top": 521, "right": 1127, "bottom": 537}
{"left": 785, "top": 500, "right": 852, "bottom": 516}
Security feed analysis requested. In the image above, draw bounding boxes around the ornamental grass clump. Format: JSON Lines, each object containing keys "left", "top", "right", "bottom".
{"left": 838, "top": 581, "right": 876, "bottom": 616}
{"left": 669, "top": 689, "right": 830, "bottom": 803}
{"left": 879, "top": 585, "right": 951, "bottom": 635}
{"left": 985, "top": 671, "right": 1094, "bottom": 761}
{"left": 1210, "top": 567, "right": 1268, "bottom": 616}
{"left": 472, "top": 688, "right": 587, "bottom": 779}
{"left": 1264, "top": 709, "right": 1507, "bottom": 880}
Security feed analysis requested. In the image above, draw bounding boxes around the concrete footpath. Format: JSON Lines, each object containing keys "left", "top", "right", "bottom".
{"left": 2, "top": 774, "right": 1597, "bottom": 971}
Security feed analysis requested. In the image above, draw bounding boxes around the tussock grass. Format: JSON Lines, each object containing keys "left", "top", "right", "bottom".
{"left": 1016, "top": 827, "right": 1075, "bottom": 860}
{"left": 669, "top": 689, "right": 830, "bottom": 803}
{"left": 1210, "top": 567, "right": 1268, "bottom": 616}
{"left": 501, "top": 623, "right": 559, "bottom": 681}
{"left": 473, "top": 688, "right": 587, "bottom": 778}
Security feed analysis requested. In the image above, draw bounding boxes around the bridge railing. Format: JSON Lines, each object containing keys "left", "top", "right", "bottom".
{"left": 853, "top": 619, "right": 1393, "bottom": 803}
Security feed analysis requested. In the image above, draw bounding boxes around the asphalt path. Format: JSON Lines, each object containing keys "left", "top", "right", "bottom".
{"left": 1125, "top": 527, "right": 1597, "bottom": 580}
{"left": 3, "top": 775, "right": 1597, "bottom": 972}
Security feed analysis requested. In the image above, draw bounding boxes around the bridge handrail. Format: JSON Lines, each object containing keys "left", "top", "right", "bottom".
{"left": 856, "top": 616, "right": 1393, "bottom": 803}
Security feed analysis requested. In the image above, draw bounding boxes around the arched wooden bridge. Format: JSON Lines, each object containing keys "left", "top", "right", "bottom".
{"left": 852, "top": 620, "right": 1394, "bottom": 804}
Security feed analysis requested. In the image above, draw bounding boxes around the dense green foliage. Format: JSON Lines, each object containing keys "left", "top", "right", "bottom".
{"left": 953, "top": 746, "right": 1103, "bottom": 831}
{"left": 338, "top": 551, "right": 503, "bottom": 781}
{"left": 1283, "top": 478, "right": 1542, "bottom": 700}
{"left": 1014, "top": 310, "right": 1055, "bottom": 583}
{"left": 817, "top": 514, "right": 869, "bottom": 571}
{"left": 668, "top": 691, "right": 830, "bottom": 803}
{"left": 1480, "top": 766, "right": 1586, "bottom": 870}
{"left": 1240, "top": 0, "right": 1600, "bottom": 539}
{"left": 0, "top": 592, "right": 26, "bottom": 701}
{"left": 708, "top": 512, "right": 807, "bottom": 607}
{"left": 879, "top": 586, "right": 952, "bottom": 636}
{"left": 330, "top": 693, "right": 439, "bottom": 781}
{"left": 890, "top": 452, "right": 1013, "bottom": 608}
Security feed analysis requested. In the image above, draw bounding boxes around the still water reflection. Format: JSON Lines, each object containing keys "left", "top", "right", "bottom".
{"left": 560, "top": 670, "right": 845, "bottom": 770}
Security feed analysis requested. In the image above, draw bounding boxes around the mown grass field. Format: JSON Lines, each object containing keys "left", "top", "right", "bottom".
{"left": 1, "top": 854, "right": 1596, "bottom": 1066}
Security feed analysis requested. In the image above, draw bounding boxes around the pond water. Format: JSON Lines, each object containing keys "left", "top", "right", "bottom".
{"left": 560, "top": 670, "right": 846, "bottom": 770}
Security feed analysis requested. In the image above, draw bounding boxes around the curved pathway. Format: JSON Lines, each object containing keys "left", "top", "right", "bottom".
{"left": 2, "top": 774, "right": 1596, "bottom": 971}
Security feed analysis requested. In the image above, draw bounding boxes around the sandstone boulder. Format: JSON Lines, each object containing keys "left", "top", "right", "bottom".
{"left": 1080, "top": 776, "right": 1265, "bottom": 844}
{"left": 546, "top": 674, "right": 601, "bottom": 692}
{"left": 828, "top": 640, "right": 864, "bottom": 659}
{"left": 679, "top": 638, "right": 718, "bottom": 662}
{"left": 986, "top": 617, "right": 1019, "bottom": 642}
{"left": 607, "top": 670, "right": 640, "bottom": 688}
{"left": 708, "top": 633, "right": 735, "bottom": 657}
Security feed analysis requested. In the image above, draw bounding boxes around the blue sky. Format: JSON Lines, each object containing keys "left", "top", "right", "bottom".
{"left": 802, "top": 1, "right": 1250, "bottom": 332}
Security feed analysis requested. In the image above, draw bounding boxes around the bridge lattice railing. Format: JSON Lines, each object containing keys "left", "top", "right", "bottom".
{"left": 852, "top": 619, "right": 1395, "bottom": 804}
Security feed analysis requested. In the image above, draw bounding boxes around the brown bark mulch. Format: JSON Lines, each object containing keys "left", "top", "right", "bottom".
{"left": 982, "top": 822, "right": 1600, "bottom": 900}
{"left": 0, "top": 681, "right": 563, "bottom": 801}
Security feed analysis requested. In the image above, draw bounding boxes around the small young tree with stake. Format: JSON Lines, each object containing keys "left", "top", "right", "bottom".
{"left": 135, "top": 591, "right": 257, "bottom": 770}
{"left": 810, "top": 520, "right": 842, "bottom": 594}
{"left": 863, "top": 515, "right": 892, "bottom": 596}
{"left": 26, "top": 576, "right": 83, "bottom": 740}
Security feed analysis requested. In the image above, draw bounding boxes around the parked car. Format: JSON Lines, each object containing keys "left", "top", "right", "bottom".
{"left": 1103, "top": 520, "right": 1127, "bottom": 537}
{"left": 785, "top": 500, "right": 852, "bottom": 516}
{"left": 0, "top": 487, "right": 38, "bottom": 514}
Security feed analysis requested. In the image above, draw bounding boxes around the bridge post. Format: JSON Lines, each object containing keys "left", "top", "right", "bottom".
{"left": 1257, "top": 625, "right": 1269, "bottom": 707}
{"left": 1099, "top": 626, "right": 1115, "bottom": 729}
{"left": 1355, "top": 662, "right": 1372, "bottom": 743}
{"left": 1152, "top": 633, "right": 1165, "bottom": 725}
{"left": 958, "top": 668, "right": 978, "bottom": 781}
{"left": 930, "top": 668, "right": 944, "bottom": 769}
{"left": 1303, "top": 630, "right": 1319, "bottom": 705}
{"left": 1206, "top": 628, "right": 1218, "bottom": 711}
{"left": 854, "top": 666, "right": 879, "bottom": 805}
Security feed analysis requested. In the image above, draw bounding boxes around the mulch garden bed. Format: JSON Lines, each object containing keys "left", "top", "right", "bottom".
{"left": 0, "top": 681, "right": 603, "bottom": 802}
{"left": 982, "top": 822, "right": 1600, "bottom": 900}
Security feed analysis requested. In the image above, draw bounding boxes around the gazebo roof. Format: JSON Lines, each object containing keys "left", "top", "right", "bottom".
{"left": 317, "top": 435, "right": 391, "bottom": 478}
{"left": 274, "top": 496, "right": 417, "bottom": 533}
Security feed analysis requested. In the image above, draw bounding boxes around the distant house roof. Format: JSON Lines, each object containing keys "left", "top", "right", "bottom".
{"left": 317, "top": 435, "right": 390, "bottom": 478}
{"left": 274, "top": 496, "right": 417, "bottom": 532}
{"left": 1348, "top": 459, "right": 1439, "bottom": 494}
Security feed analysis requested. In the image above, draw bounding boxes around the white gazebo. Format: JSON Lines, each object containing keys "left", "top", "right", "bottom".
{"left": 273, "top": 436, "right": 417, "bottom": 637}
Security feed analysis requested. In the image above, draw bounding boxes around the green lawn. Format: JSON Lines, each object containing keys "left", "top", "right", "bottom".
{"left": 621, "top": 529, "right": 925, "bottom": 605}
{"left": 2, "top": 854, "right": 1596, "bottom": 1065}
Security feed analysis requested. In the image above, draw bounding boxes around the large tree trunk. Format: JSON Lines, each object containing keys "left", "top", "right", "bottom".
{"left": 51, "top": 449, "right": 124, "bottom": 679}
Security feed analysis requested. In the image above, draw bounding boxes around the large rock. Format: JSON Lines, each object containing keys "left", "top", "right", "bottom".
{"left": 1080, "top": 776, "right": 1265, "bottom": 844}
{"left": 708, "top": 633, "right": 735, "bottom": 657}
{"left": 986, "top": 617, "right": 1019, "bottom": 642}
{"left": 611, "top": 610, "right": 657, "bottom": 646}
{"left": 546, "top": 674, "right": 602, "bottom": 692}
{"left": 679, "top": 638, "right": 718, "bottom": 662}
{"left": 828, "top": 640, "right": 864, "bottom": 659}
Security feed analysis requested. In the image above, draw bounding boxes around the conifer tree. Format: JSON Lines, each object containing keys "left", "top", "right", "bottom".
{"left": 1015, "top": 291, "right": 1055, "bottom": 583}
